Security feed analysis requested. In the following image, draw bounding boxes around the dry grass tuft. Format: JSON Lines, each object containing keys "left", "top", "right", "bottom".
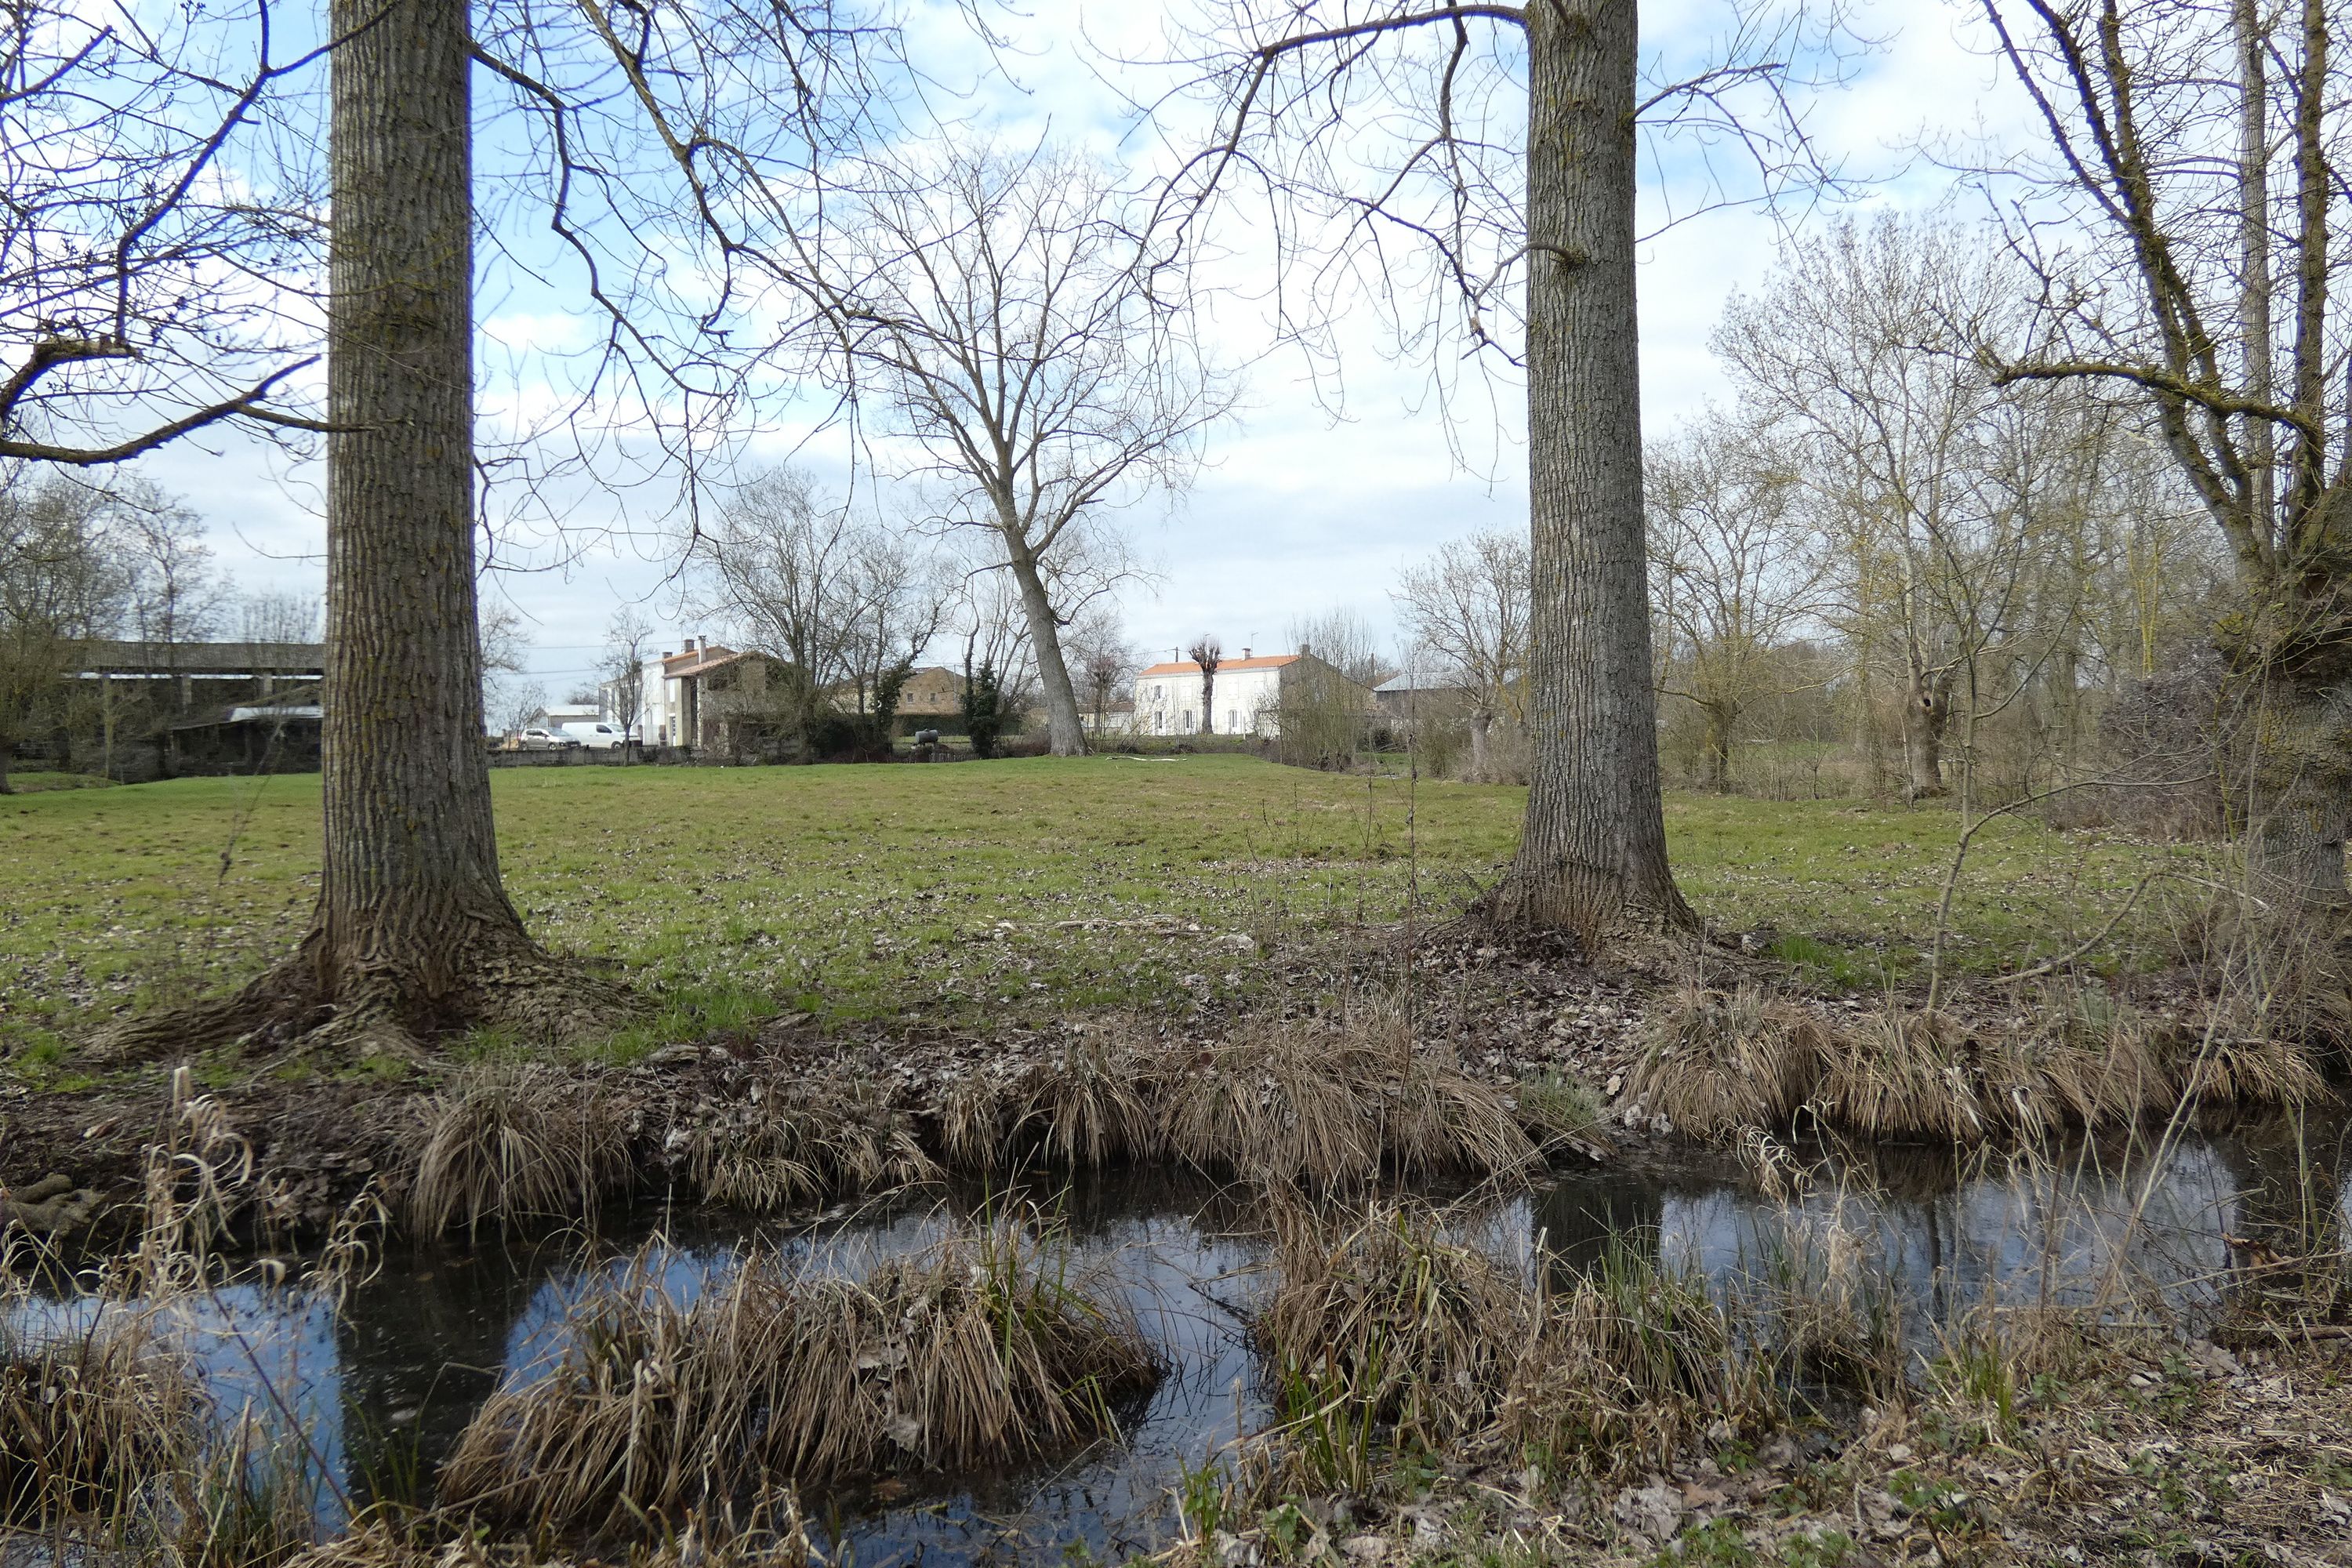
{"left": 1630, "top": 983, "right": 2326, "bottom": 1145}
{"left": 1167, "top": 1018, "right": 1385, "bottom": 1188}
{"left": 1014, "top": 1030, "right": 1163, "bottom": 1167}
{"left": 1509, "top": 1242, "right": 1771, "bottom": 1483}
{"left": 408, "top": 1065, "right": 628, "bottom": 1236}
{"left": 0, "top": 1305, "right": 205, "bottom": 1527}
{"left": 1166, "top": 995, "right": 1537, "bottom": 1188}
{"left": 1255, "top": 1201, "right": 1528, "bottom": 1489}
{"left": 1624, "top": 982, "right": 1834, "bottom": 1138}
{"left": 1813, "top": 1009, "right": 1984, "bottom": 1139}
{"left": 438, "top": 1210, "right": 1163, "bottom": 1535}
{"left": 691, "top": 1069, "right": 942, "bottom": 1207}
{"left": 1255, "top": 1201, "right": 1773, "bottom": 1493}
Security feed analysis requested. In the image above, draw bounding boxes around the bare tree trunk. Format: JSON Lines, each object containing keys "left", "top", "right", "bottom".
{"left": 1902, "top": 665, "right": 1948, "bottom": 800}
{"left": 1200, "top": 670, "right": 1215, "bottom": 733}
{"left": 2246, "top": 683, "right": 2352, "bottom": 900}
{"left": 1702, "top": 704, "right": 1733, "bottom": 793}
{"left": 1489, "top": 0, "right": 1693, "bottom": 933}
{"left": 1002, "top": 537, "right": 1086, "bottom": 756}
{"left": 1468, "top": 707, "right": 1492, "bottom": 782}
{"left": 96, "top": 0, "right": 619, "bottom": 1062}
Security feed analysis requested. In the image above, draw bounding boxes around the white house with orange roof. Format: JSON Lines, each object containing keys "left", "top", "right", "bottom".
{"left": 1131, "top": 645, "right": 1369, "bottom": 737}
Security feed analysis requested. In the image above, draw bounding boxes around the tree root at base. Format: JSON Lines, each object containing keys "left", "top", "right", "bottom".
{"left": 87, "top": 941, "right": 638, "bottom": 1068}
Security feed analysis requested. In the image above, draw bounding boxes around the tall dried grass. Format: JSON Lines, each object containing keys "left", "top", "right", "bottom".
{"left": 1255, "top": 1201, "right": 1775, "bottom": 1494}
{"left": 1626, "top": 982, "right": 2327, "bottom": 1145}
{"left": 689, "top": 1069, "right": 942, "bottom": 1207}
{"left": 0, "top": 1301, "right": 205, "bottom": 1527}
{"left": 407, "top": 1065, "right": 628, "bottom": 1236}
{"left": 1165, "top": 997, "right": 1538, "bottom": 1188}
{"left": 1623, "top": 983, "right": 1832, "bottom": 1138}
{"left": 438, "top": 1210, "right": 1163, "bottom": 1535}
{"left": 1508, "top": 1242, "right": 1772, "bottom": 1483}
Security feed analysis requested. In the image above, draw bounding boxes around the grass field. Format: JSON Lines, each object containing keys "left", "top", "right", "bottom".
{"left": 0, "top": 755, "right": 2206, "bottom": 1068}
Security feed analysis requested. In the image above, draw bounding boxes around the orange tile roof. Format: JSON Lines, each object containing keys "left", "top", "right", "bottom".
{"left": 1136, "top": 654, "right": 1301, "bottom": 678}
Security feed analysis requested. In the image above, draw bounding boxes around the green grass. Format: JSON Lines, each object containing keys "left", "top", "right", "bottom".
{"left": 0, "top": 757, "right": 2198, "bottom": 1064}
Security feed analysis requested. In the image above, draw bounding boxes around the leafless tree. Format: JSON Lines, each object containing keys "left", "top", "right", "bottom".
{"left": 1396, "top": 530, "right": 1530, "bottom": 782}
{"left": 1646, "top": 408, "right": 1830, "bottom": 792}
{"left": 1167, "top": 0, "right": 1852, "bottom": 931}
{"left": 1188, "top": 637, "right": 1223, "bottom": 735}
{"left": 239, "top": 590, "right": 321, "bottom": 645}
{"left": 1289, "top": 608, "right": 1388, "bottom": 688}
{"left": 1063, "top": 608, "right": 1142, "bottom": 736}
{"left": 0, "top": 472, "right": 126, "bottom": 791}
{"left": 600, "top": 606, "right": 655, "bottom": 744}
{"left": 690, "top": 467, "right": 938, "bottom": 746}
{"left": 1974, "top": 0, "right": 2352, "bottom": 900}
{"left": 831, "top": 143, "right": 1231, "bottom": 757}
{"left": 1716, "top": 218, "right": 2085, "bottom": 800}
{"left": 2, "top": 0, "right": 333, "bottom": 465}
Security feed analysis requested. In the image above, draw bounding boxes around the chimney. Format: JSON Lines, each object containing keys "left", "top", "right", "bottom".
{"left": 1299, "top": 641, "right": 1312, "bottom": 658}
{"left": 1242, "top": 647, "right": 1251, "bottom": 659}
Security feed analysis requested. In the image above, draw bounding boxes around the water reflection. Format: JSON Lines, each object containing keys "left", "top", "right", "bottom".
{"left": 10, "top": 1127, "right": 2347, "bottom": 1565}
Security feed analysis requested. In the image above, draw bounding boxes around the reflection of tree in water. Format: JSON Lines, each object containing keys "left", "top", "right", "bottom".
{"left": 2221, "top": 1112, "right": 2350, "bottom": 1248}
{"left": 334, "top": 1235, "right": 567, "bottom": 1505}
{"left": 1532, "top": 1172, "right": 1667, "bottom": 1288}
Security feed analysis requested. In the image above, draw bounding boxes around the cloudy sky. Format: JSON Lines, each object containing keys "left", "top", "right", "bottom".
{"left": 147, "top": 0, "right": 2038, "bottom": 697}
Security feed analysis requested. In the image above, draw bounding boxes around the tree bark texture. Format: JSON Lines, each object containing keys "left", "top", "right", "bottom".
{"left": 94, "top": 0, "right": 618, "bottom": 1061}
{"left": 311, "top": 0, "right": 536, "bottom": 1022}
{"left": 1003, "top": 539, "right": 1087, "bottom": 756}
{"left": 1902, "top": 666, "right": 1949, "bottom": 800}
{"left": 1490, "top": 0, "right": 1694, "bottom": 931}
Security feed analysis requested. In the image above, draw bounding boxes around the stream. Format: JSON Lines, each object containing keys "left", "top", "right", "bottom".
{"left": 11, "top": 1122, "right": 2350, "bottom": 1565}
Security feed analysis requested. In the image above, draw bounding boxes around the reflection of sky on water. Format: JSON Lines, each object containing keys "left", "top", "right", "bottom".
{"left": 10, "top": 1286, "right": 349, "bottom": 1528}
{"left": 9, "top": 1133, "right": 2343, "bottom": 1565}
{"left": 1648, "top": 1142, "right": 2245, "bottom": 1319}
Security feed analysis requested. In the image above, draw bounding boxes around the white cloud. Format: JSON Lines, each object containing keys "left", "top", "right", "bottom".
{"left": 155, "top": 0, "right": 2027, "bottom": 684}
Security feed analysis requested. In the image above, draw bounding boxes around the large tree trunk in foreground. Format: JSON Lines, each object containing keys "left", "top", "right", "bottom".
{"left": 1004, "top": 537, "right": 1087, "bottom": 757}
{"left": 97, "top": 0, "right": 618, "bottom": 1061}
{"left": 1486, "top": 0, "right": 1693, "bottom": 934}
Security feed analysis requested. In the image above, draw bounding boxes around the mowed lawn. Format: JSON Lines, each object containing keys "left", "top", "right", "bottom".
{"left": 0, "top": 756, "right": 2199, "bottom": 1065}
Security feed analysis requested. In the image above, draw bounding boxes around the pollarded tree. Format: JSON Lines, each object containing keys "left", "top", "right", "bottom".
{"left": 1189, "top": 637, "right": 1223, "bottom": 735}
{"left": 832, "top": 144, "right": 1232, "bottom": 758}
{"left": 1174, "top": 0, "right": 1847, "bottom": 931}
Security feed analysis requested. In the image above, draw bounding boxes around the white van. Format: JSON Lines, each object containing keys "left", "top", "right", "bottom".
{"left": 561, "top": 721, "right": 629, "bottom": 750}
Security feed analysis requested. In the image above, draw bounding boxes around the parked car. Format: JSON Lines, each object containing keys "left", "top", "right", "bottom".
{"left": 561, "top": 721, "right": 629, "bottom": 750}
{"left": 516, "top": 727, "right": 579, "bottom": 750}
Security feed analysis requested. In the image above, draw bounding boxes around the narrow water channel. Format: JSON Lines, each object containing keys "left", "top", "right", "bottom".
{"left": 12, "top": 1123, "right": 2348, "bottom": 1565}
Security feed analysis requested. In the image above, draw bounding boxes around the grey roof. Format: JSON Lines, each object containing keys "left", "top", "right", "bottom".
{"left": 68, "top": 640, "right": 325, "bottom": 675}
{"left": 1374, "top": 671, "right": 1469, "bottom": 695}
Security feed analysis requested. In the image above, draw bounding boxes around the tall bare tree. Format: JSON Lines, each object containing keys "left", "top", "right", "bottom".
{"left": 1646, "top": 410, "right": 1829, "bottom": 792}
{"left": 599, "top": 606, "right": 655, "bottom": 745}
{"left": 104, "top": 0, "right": 612, "bottom": 1061}
{"left": 0, "top": 473, "right": 126, "bottom": 792}
{"left": 1396, "top": 531, "right": 1530, "bottom": 782}
{"left": 833, "top": 144, "right": 1229, "bottom": 757}
{"left": 1174, "top": 0, "right": 1845, "bottom": 931}
{"left": 1978, "top": 0, "right": 2351, "bottom": 896}
{"left": 689, "top": 468, "right": 938, "bottom": 747}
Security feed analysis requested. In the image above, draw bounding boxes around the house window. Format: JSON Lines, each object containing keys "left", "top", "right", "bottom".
{"left": 1227, "top": 708, "right": 1237, "bottom": 731}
